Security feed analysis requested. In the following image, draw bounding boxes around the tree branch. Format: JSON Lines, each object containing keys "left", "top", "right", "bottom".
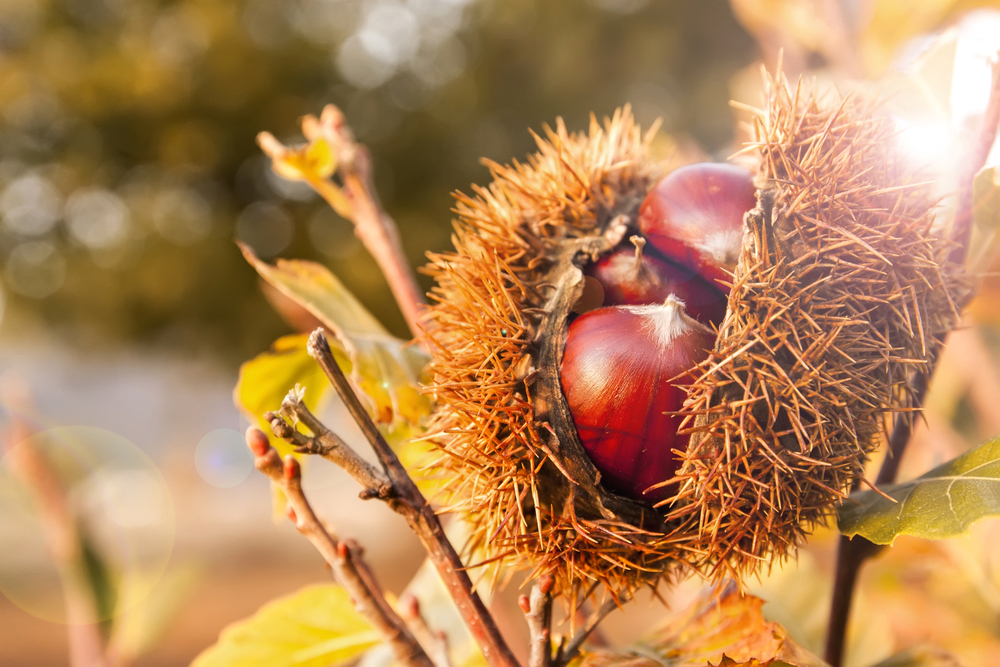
{"left": 554, "top": 597, "right": 620, "bottom": 667}
{"left": 245, "top": 428, "right": 434, "bottom": 667}
{"left": 519, "top": 576, "right": 554, "bottom": 667}
{"left": 824, "top": 373, "right": 927, "bottom": 667}
{"left": 259, "top": 106, "right": 427, "bottom": 341}
{"left": 264, "top": 389, "right": 393, "bottom": 500}
{"left": 267, "top": 329, "right": 522, "bottom": 667}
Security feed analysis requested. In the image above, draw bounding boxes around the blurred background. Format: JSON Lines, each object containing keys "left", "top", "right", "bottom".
{"left": 3, "top": 0, "right": 1000, "bottom": 664}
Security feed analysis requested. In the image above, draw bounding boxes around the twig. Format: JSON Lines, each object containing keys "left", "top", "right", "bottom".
{"left": 519, "top": 576, "right": 554, "bottom": 667}
{"left": 823, "top": 375, "right": 926, "bottom": 667}
{"left": 265, "top": 388, "right": 393, "bottom": 499}
{"left": 399, "top": 595, "right": 454, "bottom": 667}
{"left": 270, "top": 329, "right": 521, "bottom": 667}
{"left": 0, "top": 380, "right": 109, "bottom": 667}
{"left": 950, "top": 52, "right": 1000, "bottom": 266}
{"left": 554, "top": 597, "right": 619, "bottom": 667}
{"left": 245, "top": 428, "right": 434, "bottom": 667}
{"left": 258, "top": 106, "right": 427, "bottom": 341}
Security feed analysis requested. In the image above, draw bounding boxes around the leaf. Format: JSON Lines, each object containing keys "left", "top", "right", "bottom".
{"left": 973, "top": 165, "right": 1000, "bottom": 231}
{"left": 234, "top": 333, "right": 338, "bottom": 458}
{"left": 192, "top": 584, "right": 380, "bottom": 667}
{"left": 580, "top": 583, "right": 825, "bottom": 667}
{"left": 241, "top": 244, "right": 431, "bottom": 430}
{"left": 838, "top": 435, "right": 1000, "bottom": 545}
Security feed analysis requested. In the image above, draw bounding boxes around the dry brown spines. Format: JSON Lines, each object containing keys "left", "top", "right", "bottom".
{"left": 423, "top": 76, "right": 968, "bottom": 599}
{"left": 667, "top": 73, "right": 969, "bottom": 580}
{"left": 422, "top": 108, "right": 680, "bottom": 599}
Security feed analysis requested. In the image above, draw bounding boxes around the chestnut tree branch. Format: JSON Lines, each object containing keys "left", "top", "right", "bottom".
{"left": 824, "top": 374, "right": 928, "bottom": 667}
{"left": 244, "top": 428, "right": 434, "bottom": 667}
{"left": 554, "top": 597, "right": 620, "bottom": 667}
{"left": 265, "top": 390, "right": 393, "bottom": 500}
{"left": 519, "top": 576, "right": 554, "bottom": 667}
{"left": 267, "top": 329, "right": 522, "bottom": 667}
{"left": 306, "top": 107, "right": 427, "bottom": 341}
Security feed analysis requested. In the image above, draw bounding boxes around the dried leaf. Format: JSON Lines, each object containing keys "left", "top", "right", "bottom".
{"left": 838, "top": 434, "right": 1000, "bottom": 545}
{"left": 579, "top": 583, "right": 826, "bottom": 667}
{"left": 192, "top": 584, "right": 380, "bottom": 667}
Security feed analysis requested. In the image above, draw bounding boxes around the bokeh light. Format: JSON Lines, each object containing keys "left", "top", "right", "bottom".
{"left": 194, "top": 428, "right": 254, "bottom": 489}
{"left": 0, "top": 425, "right": 175, "bottom": 624}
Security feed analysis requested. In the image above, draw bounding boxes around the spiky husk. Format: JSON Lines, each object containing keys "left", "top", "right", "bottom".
{"left": 666, "top": 73, "right": 969, "bottom": 579}
{"left": 424, "top": 77, "right": 969, "bottom": 596}
{"left": 422, "top": 108, "right": 686, "bottom": 600}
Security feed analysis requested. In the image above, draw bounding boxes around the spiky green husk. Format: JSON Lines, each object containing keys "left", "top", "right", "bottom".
{"left": 667, "top": 73, "right": 969, "bottom": 579}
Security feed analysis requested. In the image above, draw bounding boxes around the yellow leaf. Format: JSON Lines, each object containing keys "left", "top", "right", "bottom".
{"left": 240, "top": 244, "right": 432, "bottom": 431}
{"left": 192, "top": 585, "right": 380, "bottom": 667}
{"left": 263, "top": 135, "right": 337, "bottom": 182}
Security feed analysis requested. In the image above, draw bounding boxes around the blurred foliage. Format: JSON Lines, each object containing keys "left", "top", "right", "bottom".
{"left": 0, "top": 0, "right": 755, "bottom": 364}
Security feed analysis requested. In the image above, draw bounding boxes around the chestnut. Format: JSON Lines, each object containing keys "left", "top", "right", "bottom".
{"left": 638, "top": 162, "right": 757, "bottom": 291}
{"left": 587, "top": 237, "right": 728, "bottom": 326}
{"left": 559, "top": 296, "right": 715, "bottom": 503}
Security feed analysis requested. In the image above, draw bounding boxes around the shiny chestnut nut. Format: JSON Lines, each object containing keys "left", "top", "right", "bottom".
{"left": 559, "top": 295, "right": 716, "bottom": 503}
{"left": 638, "top": 162, "right": 757, "bottom": 291}
{"left": 587, "top": 237, "right": 728, "bottom": 326}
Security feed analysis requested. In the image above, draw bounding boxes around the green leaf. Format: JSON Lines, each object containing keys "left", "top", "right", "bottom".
{"left": 241, "top": 244, "right": 431, "bottom": 430}
{"left": 192, "top": 584, "right": 380, "bottom": 667}
{"left": 838, "top": 435, "right": 1000, "bottom": 545}
{"left": 234, "top": 333, "right": 339, "bottom": 458}
{"left": 973, "top": 165, "right": 1000, "bottom": 231}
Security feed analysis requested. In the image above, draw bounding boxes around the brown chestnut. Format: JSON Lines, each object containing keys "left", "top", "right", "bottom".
{"left": 638, "top": 162, "right": 756, "bottom": 291}
{"left": 559, "top": 296, "right": 715, "bottom": 503}
{"left": 587, "top": 237, "right": 727, "bottom": 326}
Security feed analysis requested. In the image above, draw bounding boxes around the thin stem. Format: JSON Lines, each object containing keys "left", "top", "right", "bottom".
{"left": 283, "top": 329, "right": 521, "bottom": 667}
{"left": 245, "top": 428, "right": 434, "bottom": 667}
{"left": 554, "top": 597, "right": 620, "bottom": 667}
{"left": 520, "top": 577, "right": 554, "bottom": 667}
{"left": 306, "top": 107, "right": 427, "bottom": 341}
{"left": 823, "top": 375, "right": 926, "bottom": 666}
{"left": 266, "top": 390, "right": 393, "bottom": 499}
{"left": 258, "top": 106, "right": 427, "bottom": 342}
{"left": 400, "top": 595, "right": 454, "bottom": 667}
{"left": 0, "top": 382, "right": 109, "bottom": 667}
